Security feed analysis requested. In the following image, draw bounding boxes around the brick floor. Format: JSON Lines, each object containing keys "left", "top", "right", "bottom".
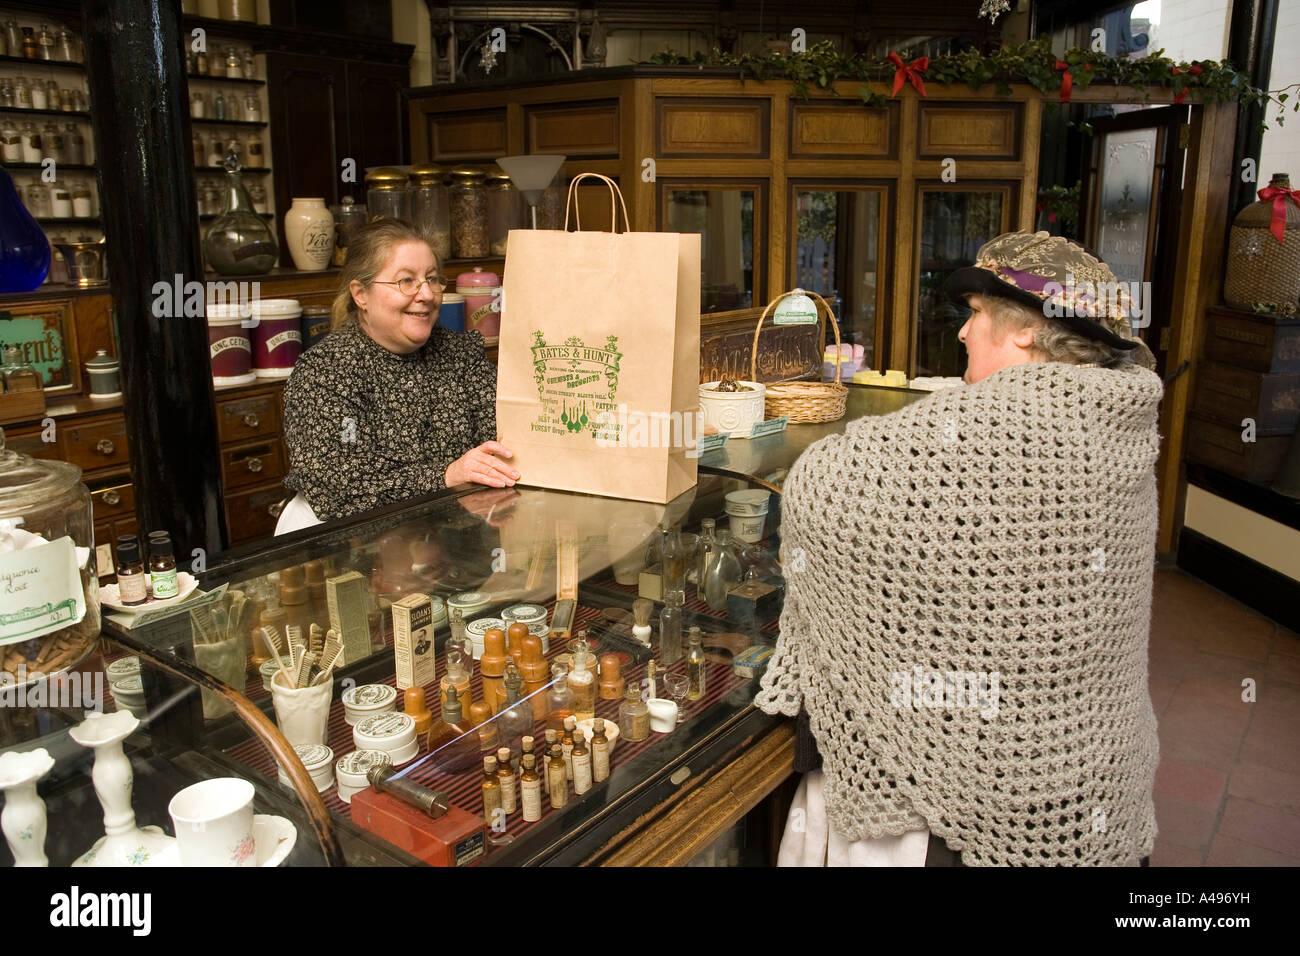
{"left": 1149, "top": 568, "right": 1300, "bottom": 867}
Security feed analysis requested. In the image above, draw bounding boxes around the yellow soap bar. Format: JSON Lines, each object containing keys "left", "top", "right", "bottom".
{"left": 853, "top": 369, "right": 909, "bottom": 388}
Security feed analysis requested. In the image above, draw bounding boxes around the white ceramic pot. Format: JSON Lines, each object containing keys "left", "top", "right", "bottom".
{"left": 276, "top": 743, "right": 335, "bottom": 792}
{"left": 270, "top": 671, "right": 332, "bottom": 749}
{"left": 283, "top": 198, "right": 334, "bottom": 271}
{"left": 646, "top": 698, "right": 678, "bottom": 733}
{"left": 341, "top": 683, "right": 398, "bottom": 726}
{"left": 353, "top": 712, "right": 418, "bottom": 766}
{"left": 335, "top": 750, "right": 393, "bottom": 804}
{"left": 168, "top": 777, "right": 257, "bottom": 867}
{"left": 699, "top": 381, "right": 766, "bottom": 438}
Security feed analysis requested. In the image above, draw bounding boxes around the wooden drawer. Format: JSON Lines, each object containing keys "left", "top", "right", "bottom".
{"left": 222, "top": 438, "right": 285, "bottom": 491}
{"left": 62, "top": 417, "right": 131, "bottom": 473}
{"left": 1193, "top": 363, "right": 1300, "bottom": 436}
{"left": 656, "top": 97, "right": 770, "bottom": 158}
{"left": 1204, "top": 307, "right": 1300, "bottom": 373}
{"left": 788, "top": 101, "right": 898, "bottom": 159}
{"left": 1185, "top": 412, "right": 1290, "bottom": 482}
{"left": 917, "top": 102, "right": 1022, "bottom": 159}
{"left": 225, "top": 481, "right": 287, "bottom": 544}
{"left": 4, "top": 425, "right": 62, "bottom": 461}
{"left": 216, "top": 392, "right": 282, "bottom": 444}
{"left": 526, "top": 100, "right": 620, "bottom": 157}
{"left": 428, "top": 109, "right": 507, "bottom": 162}
{"left": 91, "top": 480, "right": 135, "bottom": 524}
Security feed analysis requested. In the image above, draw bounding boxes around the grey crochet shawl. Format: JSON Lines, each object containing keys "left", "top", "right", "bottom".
{"left": 756, "top": 361, "right": 1163, "bottom": 866}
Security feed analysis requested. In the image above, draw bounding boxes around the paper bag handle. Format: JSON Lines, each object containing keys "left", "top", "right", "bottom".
{"left": 564, "top": 172, "right": 631, "bottom": 234}
{"left": 750, "top": 289, "right": 842, "bottom": 384}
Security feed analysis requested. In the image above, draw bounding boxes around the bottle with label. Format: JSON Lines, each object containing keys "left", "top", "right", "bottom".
{"left": 0, "top": 346, "right": 40, "bottom": 392}
{"left": 660, "top": 527, "right": 686, "bottom": 604}
{"left": 686, "top": 627, "right": 707, "bottom": 701}
{"left": 701, "top": 528, "right": 742, "bottom": 612}
{"left": 148, "top": 531, "right": 180, "bottom": 599}
{"left": 519, "top": 753, "right": 542, "bottom": 822}
{"left": 30, "top": 80, "right": 46, "bottom": 110}
{"left": 440, "top": 641, "right": 472, "bottom": 715}
{"left": 65, "top": 125, "right": 85, "bottom": 166}
{"left": 659, "top": 591, "right": 684, "bottom": 665}
{"left": 50, "top": 182, "right": 70, "bottom": 218}
{"left": 20, "top": 124, "right": 40, "bottom": 164}
{"left": 225, "top": 48, "right": 241, "bottom": 78}
{"left": 561, "top": 715, "right": 577, "bottom": 781}
{"left": 41, "top": 122, "right": 62, "bottom": 165}
{"left": 481, "top": 755, "right": 501, "bottom": 823}
{"left": 36, "top": 23, "right": 53, "bottom": 60}
{"left": 546, "top": 662, "right": 574, "bottom": 732}
{"left": 243, "top": 50, "right": 256, "bottom": 79}
{"left": 195, "top": 50, "right": 208, "bottom": 74}
{"left": 244, "top": 93, "right": 261, "bottom": 122}
{"left": 542, "top": 728, "right": 558, "bottom": 795}
{"left": 571, "top": 722, "right": 592, "bottom": 795}
{"left": 244, "top": 131, "right": 263, "bottom": 167}
{"left": 0, "top": 120, "right": 21, "bottom": 163}
{"left": 496, "top": 746, "right": 517, "bottom": 814}
{"left": 213, "top": 91, "right": 226, "bottom": 121}
{"left": 0, "top": 79, "right": 12, "bottom": 110}
{"left": 547, "top": 744, "right": 567, "bottom": 809}
{"left": 22, "top": 180, "right": 49, "bottom": 218}
{"left": 620, "top": 684, "right": 650, "bottom": 742}
{"left": 14, "top": 76, "right": 30, "bottom": 109}
{"left": 114, "top": 536, "right": 147, "bottom": 606}
{"left": 566, "top": 637, "right": 596, "bottom": 721}
{"left": 591, "top": 718, "right": 610, "bottom": 783}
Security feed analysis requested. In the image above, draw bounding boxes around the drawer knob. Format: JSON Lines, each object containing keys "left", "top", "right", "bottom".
{"left": 95, "top": 438, "right": 115, "bottom": 456}
{"left": 268, "top": 500, "right": 285, "bottom": 518}
{"left": 247, "top": 456, "right": 263, "bottom": 473}
{"left": 100, "top": 489, "right": 121, "bottom": 506}
{"left": 242, "top": 412, "right": 260, "bottom": 428}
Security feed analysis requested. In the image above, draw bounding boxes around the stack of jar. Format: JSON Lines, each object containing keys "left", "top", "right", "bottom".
{"left": 0, "top": 77, "right": 89, "bottom": 112}
{"left": 0, "top": 120, "right": 87, "bottom": 165}
{"left": 19, "top": 178, "right": 95, "bottom": 219}
{"left": 189, "top": 90, "right": 262, "bottom": 123}
{"left": 184, "top": 45, "right": 257, "bottom": 80}
{"left": 194, "top": 130, "right": 264, "bottom": 169}
{"left": 0, "top": 20, "right": 81, "bottom": 62}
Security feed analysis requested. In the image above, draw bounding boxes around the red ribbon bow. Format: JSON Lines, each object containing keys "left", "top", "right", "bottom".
{"left": 1258, "top": 184, "right": 1300, "bottom": 244}
{"left": 888, "top": 52, "right": 929, "bottom": 97}
{"left": 1055, "top": 60, "right": 1072, "bottom": 102}
{"left": 1170, "top": 63, "right": 1203, "bottom": 104}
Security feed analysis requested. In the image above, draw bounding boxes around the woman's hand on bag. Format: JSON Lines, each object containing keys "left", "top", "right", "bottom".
{"left": 445, "top": 441, "right": 519, "bottom": 489}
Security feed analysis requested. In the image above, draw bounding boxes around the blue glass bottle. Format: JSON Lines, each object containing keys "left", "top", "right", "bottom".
{"left": 0, "top": 163, "right": 51, "bottom": 292}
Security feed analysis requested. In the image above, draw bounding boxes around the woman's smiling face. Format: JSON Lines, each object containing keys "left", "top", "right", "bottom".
{"left": 351, "top": 240, "right": 441, "bottom": 354}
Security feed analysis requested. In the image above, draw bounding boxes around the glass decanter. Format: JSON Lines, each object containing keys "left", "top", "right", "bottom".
{"left": 202, "top": 149, "right": 278, "bottom": 275}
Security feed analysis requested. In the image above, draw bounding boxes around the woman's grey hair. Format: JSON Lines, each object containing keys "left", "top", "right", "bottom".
{"left": 980, "top": 294, "right": 1134, "bottom": 368}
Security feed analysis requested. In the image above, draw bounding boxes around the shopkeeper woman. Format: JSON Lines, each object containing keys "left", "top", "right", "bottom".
{"left": 281, "top": 219, "right": 518, "bottom": 527}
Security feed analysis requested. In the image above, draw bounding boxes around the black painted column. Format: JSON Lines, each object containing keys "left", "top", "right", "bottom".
{"left": 82, "top": 0, "right": 226, "bottom": 559}
{"left": 1227, "top": 0, "right": 1279, "bottom": 215}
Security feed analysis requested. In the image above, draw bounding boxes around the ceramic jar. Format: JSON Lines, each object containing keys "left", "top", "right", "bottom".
{"left": 283, "top": 197, "right": 334, "bottom": 272}
{"left": 335, "top": 750, "right": 392, "bottom": 803}
{"left": 276, "top": 743, "right": 335, "bottom": 792}
{"left": 206, "top": 301, "right": 255, "bottom": 386}
{"left": 341, "top": 683, "right": 398, "bottom": 726}
{"left": 248, "top": 298, "right": 303, "bottom": 378}
{"left": 456, "top": 266, "right": 501, "bottom": 337}
{"left": 353, "top": 712, "right": 418, "bottom": 765}
{"left": 699, "top": 380, "right": 767, "bottom": 438}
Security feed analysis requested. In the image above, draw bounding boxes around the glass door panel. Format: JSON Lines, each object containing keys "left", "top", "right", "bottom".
{"left": 662, "top": 183, "right": 762, "bottom": 315}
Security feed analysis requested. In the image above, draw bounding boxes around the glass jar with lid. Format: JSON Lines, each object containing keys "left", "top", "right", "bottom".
{"left": 486, "top": 171, "right": 524, "bottom": 257}
{"left": 450, "top": 167, "right": 488, "bottom": 259}
{"left": 243, "top": 130, "right": 264, "bottom": 167}
{"left": 0, "top": 120, "right": 20, "bottom": 163}
{"left": 41, "top": 122, "right": 63, "bottom": 164}
{"left": 14, "top": 76, "right": 32, "bottom": 110}
{"left": 71, "top": 181, "right": 93, "bottom": 218}
{"left": 408, "top": 164, "right": 450, "bottom": 263}
{"left": 20, "top": 123, "right": 41, "bottom": 164}
{"left": 0, "top": 428, "right": 100, "bottom": 690}
{"left": 30, "top": 80, "right": 47, "bottom": 110}
{"left": 331, "top": 195, "right": 368, "bottom": 266}
{"left": 36, "top": 23, "right": 54, "bottom": 60}
{"left": 23, "top": 180, "right": 50, "bottom": 219}
{"left": 56, "top": 28, "right": 78, "bottom": 63}
{"left": 244, "top": 93, "right": 261, "bottom": 123}
{"left": 65, "top": 124, "right": 85, "bottom": 165}
{"left": 226, "top": 48, "right": 242, "bottom": 78}
{"left": 3, "top": 20, "right": 20, "bottom": 56}
{"left": 0, "top": 79, "right": 13, "bottom": 109}
{"left": 365, "top": 166, "right": 410, "bottom": 221}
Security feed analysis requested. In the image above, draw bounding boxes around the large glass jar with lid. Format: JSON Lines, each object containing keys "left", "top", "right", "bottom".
{"left": 365, "top": 166, "right": 410, "bottom": 221}
{"left": 408, "top": 164, "right": 450, "bottom": 263}
{"left": 0, "top": 428, "right": 100, "bottom": 690}
{"left": 486, "top": 171, "right": 523, "bottom": 257}
{"left": 202, "top": 154, "right": 279, "bottom": 274}
{"left": 450, "top": 167, "right": 488, "bottom": 259}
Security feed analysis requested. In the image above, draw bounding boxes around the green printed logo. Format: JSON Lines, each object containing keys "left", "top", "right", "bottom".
{"left": 529, "top": 332, "right": 623, "bottom": 440}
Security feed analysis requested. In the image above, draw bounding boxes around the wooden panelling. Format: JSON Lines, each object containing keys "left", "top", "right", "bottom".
{"left": 656, "top": 98, "right": 770, "bottom": 158}
{"left": 916, "top": 102, "right": 1022, "bottom": 160}
{"left": 526, "top": 100, "right": 621, "bottom": 158}
{"left": 700, "top": 310, "right": 821, "bottom": 384}
{"left": 427, "top": 109, "right": 508, "bottom": 162}
{"left": 788, "top": 101, "right": 898, "bottom": 159}
{"left": 62, "top": 417, "right": 130, "bottom": 474}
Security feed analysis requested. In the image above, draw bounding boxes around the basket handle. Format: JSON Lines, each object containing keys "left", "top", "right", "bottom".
{"left": 750, "top": 289, "right": 842, "bottom": 384}
{"left": 564, "top": 172, "right": 631, "bottom": 234}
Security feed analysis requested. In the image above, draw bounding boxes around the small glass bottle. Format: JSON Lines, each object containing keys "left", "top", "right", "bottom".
{"left": 696, "top": 517, "right": 717, "bottom": 591}
{"left": 659, "top": 591, "right": 684, "bottom": 665}
{"left": 3, "top": 20, "right": 20, "bottom": 56}
{"left": 20, "top": 123, "right": 40, "bottom": 164}
{"left": 1, "top": 346, "right": 41, "bottom": 391}
{"left": 213, "top": 91, "right": 226, "bottom": 121}
{"left": 591, "top": 718, "right": 610, "bottom": 783}
{"left": 195, "top": 49, "right": 209, "bottom": 74}
{"left": 0, "top": 79, "right": 13, "bottom": 110}
{"left": 209, "top": 47, "right": 225, "bottom": 76}
{"left": 561, "top": 715, "right": 576, "bottom": 781}
{"left": 14, "top": 76, "right": 31, "bottom": 110}
{"left": 571, "top": 721, "right": 592, "bottom": 795}
{"left": 30, "top": 79, "right": 46, "bottom": 110}
{"left": 23, "top": 179, "right": 50, "bottom": 218}
{"left": 244, "top": 130, "right": 263, "bottom": 167}
{"left": 499, "top": 661, "right": 532, "bottom": 746}
{"left": 566, "top": 637, "right": 596, "bottom": 721}
{"left": 57, "top": 30, "right": 78, "bottom": 63}
{"left": 36, "top": 23, "right": 54, "bottom": 60}
{"left": 148, "top": 531, "right": 180, "bottom": 599}
{"left": 0, "top": 120, "right": 21, "bottom": 163}
{"left": 546, "top": 661, "right": 574, "bottom": 732}
{"left": 243, "top": 50, "right": 256, "bottom": 79}
{"left": 115, "top": 536, "right": 147, "bottom": 606}
{"left": 41, "top": 122, "right": 62, "bottom": 164}
{"left": 547, "top": 744, "right": 567, "bottom": 809}
{"left": 542, "top": 728, "right": 558, "bottom": 796}
{"left": 519, "top": 753, "right": 542, "bottom": 822}
{"left": 686, "top": 627, "right": 707, "bottom": 701}
{"left": 64, "top": 123, "right": 84, "bottom": 165}
{"left": 496, "top": 746, "right": 517, "bottom": 815}
{"left": 702, "top": 528, "right": 742, "bottom": 612}
{"left": 661, "top": 528, "right": 686, "bottom": 604}
{"left": 21, "top": 27, "right": 37, "bottom": 60}
{"left": 244, "top": 93, "right": 261, "bottom": 122}
{"left": 226, "top": 48, "right": 242, "bottom": 78}
{"left": 481, "top": 755, "right": 502, "bottom": 823}
{"left": 190, "top": 92, "right": 205, "bottom": 119}
{"left": 441, "top": 642, "right": 472, "bottom": 715}
{"left": 620, "top": 684, "right": 650, "bottom": 742}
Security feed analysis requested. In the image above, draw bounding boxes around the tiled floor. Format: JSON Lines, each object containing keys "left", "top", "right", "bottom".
{"left": 1148, "top": 567, "right": 1300, "bottom": 866}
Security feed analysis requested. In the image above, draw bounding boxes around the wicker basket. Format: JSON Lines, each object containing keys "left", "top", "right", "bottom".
{"left": 1223, "top": 172, "right": 1300, "bottom": 313}
{"left": 749, "top": 289, "right": 848, "bottom": 424}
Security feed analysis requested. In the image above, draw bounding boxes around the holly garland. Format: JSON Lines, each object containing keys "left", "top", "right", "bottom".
{"left": 644, "top": 37, "right": 1297, "bottom": 127}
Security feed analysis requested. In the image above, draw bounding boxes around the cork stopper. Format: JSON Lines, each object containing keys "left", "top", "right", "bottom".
{"left": 522, "top": 753, "right": 536, "bottom": 770}
{"left": 497, "top": 746, "right": 512, "bottom": 767}
{"left": 522, "top": 735, "right": 535, "bottom": 753}
{"left": 564, "top": 714, "right": 576, "bottom": 731}
{"left": 545, "top": 728, "right": 558, "bottom": 745}
{"left": 592, "top": 718, "right": 606, "bottom": 737}
{"left": 484, "top": 755, "right": 497, "bottom": 774}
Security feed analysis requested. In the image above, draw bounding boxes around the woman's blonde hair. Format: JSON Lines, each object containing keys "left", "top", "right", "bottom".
{"left": 980, "top": 294, "right": 1134, "bottom": 369}
{"left": 330, "top": 218, "right": 441, "bottom": 330}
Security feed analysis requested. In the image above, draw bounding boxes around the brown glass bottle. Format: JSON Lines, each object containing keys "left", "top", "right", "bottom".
{"left": 561, "top": 715, "right": 577, "bottom": 781}
{"left": 542, "top": 729, "right": 558, "bottom": 796}
{"left": 496, "top": 746, "right": 517, "bottom": 815}
{"left": 147, "top": 531, "right": 180, "bottom": 600}
{"left": 481, "top": 755, "right": 502, "bottom": 823}
{"left": 547, "top": 744, "right": 567, "bottom": 809}
{"left": 519, "top": 753, "right": 543, "bottom": 822}
{"left": 571, "top": 722, "right": 592, "bottom": 795}
{"left": 114, "top": 535, "right": 147, "bottom": 606}
{"left": 591, "top": 718, "right": 610, "bottom": 783}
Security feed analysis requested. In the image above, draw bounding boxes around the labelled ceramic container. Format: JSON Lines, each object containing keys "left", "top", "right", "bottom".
{"left": 300, "top": 305, "right": 331, "bottom": 352}
{"left": 503, "top": 604, "right": 550, "bottom": 653}
{"left": 353, "top": 712, "right": 418, "bottom": 766}
{"left": 341, "top": 683, "right": 398, "bottom": 726}
{"left": 84, "top": 349, "right": 121, "bottom": 400}
{"left": 104, "top": 656, "right": 140, "bottom": 683}
{"left": 207, "top": 301, "right": 256, "bottom": 386}
{"left": 438, "top": 291, "right": 465, "bottom": 332}
{"left": 428, "top": 597, "right": 448, "bottom": 630}
{"left": 725, "top": 488, "right": 771, "bottom": 543}
{"left": 249, "top": 298, "right": 302, "bottom": 378}
{"left": 277, "top": 743, "right": 335, "bottom": 792}
{"left": 456, "top": 267, "right": 500, "bottom": 337}
{"left": 335, "top": 749, "right": 392, "bottom": 804}
{"left": 699, "top": 381, "right": 766, "bottom": 438}
{"left": 109, "top": 675, "right": 146, "bottom": 717}
{"left": 283, "top": 198, "right": 335, "bottom": 271}
{"left": 464, "top": 617, "right": 504, "bottom": 661}
{"left": 447, "top": 591, "right": 490, "bottom": 617}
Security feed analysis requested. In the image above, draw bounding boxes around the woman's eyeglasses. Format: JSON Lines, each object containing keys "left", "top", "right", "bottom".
{"left": 374, "top": 275, "right": 447, "bottom": 296}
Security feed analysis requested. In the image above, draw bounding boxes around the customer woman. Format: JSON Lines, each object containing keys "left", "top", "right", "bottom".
{"left": 282, "top": 219, "right": 517, "bottom": 523}
{"left": 756, "top": 231, "right": 1162, "bottom": 866}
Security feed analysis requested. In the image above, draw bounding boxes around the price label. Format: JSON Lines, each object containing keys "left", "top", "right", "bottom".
{"left": 0, "top": 536, "right": 86, "bottom": 645}
{"left": 773, "top": 293, "right": 817, "bottom": 325}
{"left": 749, "top": 417, "right": 789, "bottom": 439}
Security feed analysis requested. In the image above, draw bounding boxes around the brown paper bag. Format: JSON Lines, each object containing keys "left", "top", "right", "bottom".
{"left": 496, "top": 174, "right": 701, "bottom": 503}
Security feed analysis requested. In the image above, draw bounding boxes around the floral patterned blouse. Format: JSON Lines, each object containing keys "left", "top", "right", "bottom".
{"left": 282, "top": 320, "right": 497, "bottom": 522}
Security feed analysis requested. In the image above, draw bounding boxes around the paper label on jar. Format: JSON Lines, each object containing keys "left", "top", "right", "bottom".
{"left": 521, "top": 777, "right": 542, "bottom": 821}
{"left": 592, "top": 740, "right": 610, "bottom": 782}
{"left": 265, "top": 330, "right": 302, "bottom": 353}
{"left": 210, "top": 335, "right": 252, "bottom": 358}
{"left": 0, "top": 536, "right": 87, "bottom": 646}
{"left": 573, "top": 751, "right": 592, "bottom": 794}
{"left": 773, "top": 293, "right": 818, "bottom": 325}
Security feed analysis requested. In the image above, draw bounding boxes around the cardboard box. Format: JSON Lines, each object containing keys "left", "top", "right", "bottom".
{"left": 392, "top": 592, "right": 436, "bottom": 690}
{"left": 326, "top": 571, "right": 371, "bottom": 665}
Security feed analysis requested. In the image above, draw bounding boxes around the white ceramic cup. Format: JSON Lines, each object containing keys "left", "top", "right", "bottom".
{"left": 168, "top": 777, "right": 257, "bottom": 867}
{"left": 646, "top": 698, "right": 678, "bottom": 733}
{"left": 270, "top": 670, "right": 332, "bottom": 748}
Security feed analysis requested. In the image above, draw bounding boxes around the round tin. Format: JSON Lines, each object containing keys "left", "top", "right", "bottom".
{"left": 428, "top": 596, "right": 448, "bottom": 629}
{"left": 110, "top": 674, "right": 146, "bottom": 716}
{"left": 277, "top": 743, "right": 335, "bottom": 792}
{"left": 249, "top": 298, "right": 303, "bottom": 378}
{"left": 341, "top": 683, "right": 398, "bottom": 726}
{"left": 353, "top": 712, "right": 418, "bottom": 765}
{"left": 447, "top": 591, "right": 491, "bottom": 616}
{"left": 259, "top": 659, "right": 282, "bottom": 692}
{"left": 104, "top": 656, "right": 140, "bottom": 682}
{"left": 438, "top": 292, "right": 466, "bottom": 332}
{"left": 464, "top": 617, "right": 505, "bottom": 661}
{"left": 528, "top": 621, "right": 550, "bottom": 654}
{"left": 335, "top": 749, "right": 392, "bottom": 803}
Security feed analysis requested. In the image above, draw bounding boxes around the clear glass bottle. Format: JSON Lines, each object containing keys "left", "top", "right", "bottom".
{"left": 566, "top": 636, "right": 596, "bottom": 721}
{"left": 213, "top": 91, "right": 226, "bottom": 121}
{"left": 365, "top": 166, "right": 410, "bottom": 220}
{"left": 408, "top": 164, "right": 450, "bottom": 262}
{"left": 64, "top": 124, "right": 84, "bottom": 165}
{"left": 685, "top": 627, "right": 707, "bottom": 701}
{"left": 202, "top": 158, "right": 279, "bottom": 275}
{"left": 243, "top": 93, "right": 261, "bottom": 122}
{"left": 71, "top": 181, "right": 92, "bottom": 218}
{"left": 190, "top": 91, "right": 205, "bottom": 119}
{"left": 441, "top": 641, "right": 472, "bottom": 715}
{"left": 243, "top": 50, "right": 256, "bottom": 79}
{"left": 702, "top": 528, "right": 742, "bottom": 611}
{"left": 30, "top": 79, "right": 46, "bottom": 110}
{"left": 661, "top": 527, "right": 687, "bottom": 604}
{"left": 449, "top": 167, "right": 488, "bottom": 258}
{"left": 659, "top": 591, "right": 684, "bottom": 665}
{"left": 3, "top": 20, "right": 20, "bottom": 56}
{"left": 23, "top": 179, "right": 50, "bottom": 218}
{"left": 696, "top": 517, "right": 716, "bottom": 591}
{"left": 207, "top": 133, "right": 225, "bottom": 167}
{"left": 247, "top": 181, "right": 267, "bottom": 214}
{"left": 1, "top": 345, "right": 41, "bottom": 391}
{"left": 571, "top": 721, "right": 592, "bottom": 795}
{"left": 243, "top": 130, "right": 263, "bottom": 167}
{"left": 519, "top": 753, "right": 542, "bottom": 822}
{"left": 36, "top": 23, "right": 53, "bottom": 60}
{"left": 619, "top": 683, "right": 650, "bottom": 742}
{"left": 57, "top": 30, "right": 78, "bottom": 63}
{"left": 498, "top": 660, "right": 532, "bottom": 747}
{"left": 486, "top": 170, "right": 522, "bottom": 257}
{"left": 546, "top": 661, "right": 574, "bottom": 732}
{"left": 40, "top": 122, "right": 62, "bottom": 164}
{"left": 14, "top": 76, "right": 31, "bottom": 110}
{"left": 0, "top": 79, "right": 13, "bottom": 110}
{"left": 0, "top": 120, "right": 20, "bottom": 163}
{"left": 226, "top": 48, "right": 242, "bottom": 78}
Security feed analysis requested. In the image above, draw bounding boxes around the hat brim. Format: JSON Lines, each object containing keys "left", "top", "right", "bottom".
{"left": 943, "top": 266, "right": 1138, "bottom": 351}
